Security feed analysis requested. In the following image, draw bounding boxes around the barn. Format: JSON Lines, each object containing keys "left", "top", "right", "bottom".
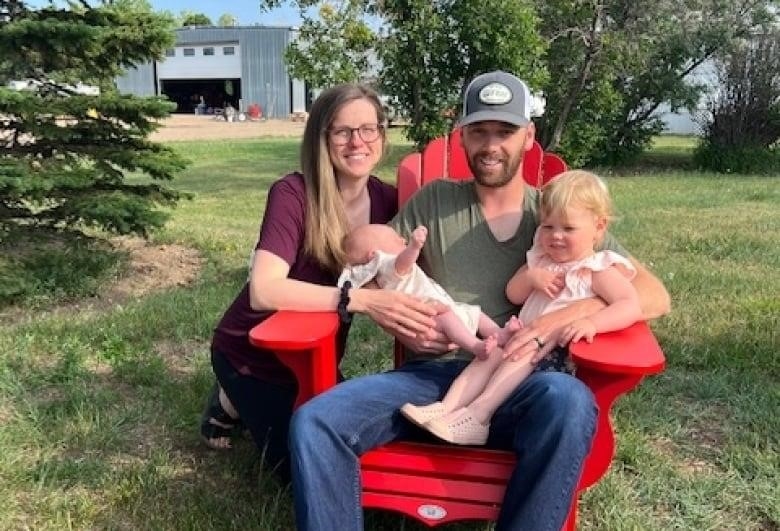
{"left": 116, "top": 25, "right": 307, "bottom": 119}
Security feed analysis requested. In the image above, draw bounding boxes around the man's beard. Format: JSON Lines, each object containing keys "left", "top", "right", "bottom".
{"left": 468, "top": 151, "right": 523, "bottom": 188}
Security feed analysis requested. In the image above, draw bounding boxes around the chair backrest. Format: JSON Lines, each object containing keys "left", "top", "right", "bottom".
{"left": 400, "top": 129, "right": 564, "bottom": 208}
{"left": 445, "top": 129, "right": 546, "bottom": 188}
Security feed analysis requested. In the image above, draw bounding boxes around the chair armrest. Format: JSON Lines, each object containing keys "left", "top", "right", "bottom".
{"left": 569, "top": 321, "right": 665, "bottom": 375}
{"left": 569, "top": 321, "right": 666, "bottom": 490}
{"left": 248, "top": 310, "right": 340, "bottom": 408}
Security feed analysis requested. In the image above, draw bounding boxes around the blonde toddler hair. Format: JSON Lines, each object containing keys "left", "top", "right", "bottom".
{"left": 539, "top": 170, "right": 613, "bottom": 222}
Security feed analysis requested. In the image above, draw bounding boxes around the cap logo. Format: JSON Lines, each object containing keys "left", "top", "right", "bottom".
{"left": 478, "top": 82, "right": 512, "bottom": 105}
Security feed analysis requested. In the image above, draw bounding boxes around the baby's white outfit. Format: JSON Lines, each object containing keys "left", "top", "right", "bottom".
{"left": 517, "top": 239, "right": 637, "bottom": 324}
{"left": 338, "top": 250, "right": 481, "bottom": 333}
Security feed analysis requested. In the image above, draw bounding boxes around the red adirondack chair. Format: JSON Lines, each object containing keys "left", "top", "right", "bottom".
{"left": 249, "top": 130, "right": 665, "bottom": 529}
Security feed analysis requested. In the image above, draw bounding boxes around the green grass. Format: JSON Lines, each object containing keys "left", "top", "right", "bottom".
{"left": 1, "top": 133, "right": 778, "bottom": 530}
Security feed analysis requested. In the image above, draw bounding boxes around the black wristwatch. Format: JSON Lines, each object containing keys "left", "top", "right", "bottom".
{"left": 338, "top": 281, "right": 353, "bottom": 324}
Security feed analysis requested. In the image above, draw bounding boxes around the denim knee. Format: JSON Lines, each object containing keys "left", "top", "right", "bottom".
{"left": 530, "top": 372, "right": 597, "bottom": 433}
{"left": 289, "top": 402, "right": 319, "bottom": 447}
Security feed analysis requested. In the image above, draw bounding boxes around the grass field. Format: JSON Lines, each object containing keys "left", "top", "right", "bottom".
{"left": 0, "top": 133, "right": 777, "bottom": 530}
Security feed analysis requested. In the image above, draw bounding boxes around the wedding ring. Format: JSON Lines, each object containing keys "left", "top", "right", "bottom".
{"left": 533, "top": 337, "right": 545, "bottom": 349}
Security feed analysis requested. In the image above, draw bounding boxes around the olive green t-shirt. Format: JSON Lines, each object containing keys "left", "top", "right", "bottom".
{"left": 390, "top": 179, "right": 626, "bottom": 361}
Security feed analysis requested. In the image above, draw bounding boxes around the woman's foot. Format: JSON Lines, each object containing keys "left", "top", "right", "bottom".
{"left": 399, "top": 401, "right": 446, "bottom": 429}
{"left": 200, "top": 383, "right": 242, "bottom": 450}
{"left": 424, "top": 407, "right": 489, "bottom": 445}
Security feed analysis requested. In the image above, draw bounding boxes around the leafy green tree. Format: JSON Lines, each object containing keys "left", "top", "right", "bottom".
{"left": 284, "top": 1, "right": 373, "bottom": 88}
{"left": 377, "top": 0, "right": 547, "bottom": 146}
{"left": 0, "top": 1, "right": 187, "bottom": 240}
{"left": 534, "top": 0, "right": 776, "bottom": 165}
{"left": 179, "top": 10, "right": 211, "bottom": 26}
{"left": 267, "top": 0, "right": 546, "bottom": 147}
{"left": 217, "top": 13, "right": 237, "bottom": 27}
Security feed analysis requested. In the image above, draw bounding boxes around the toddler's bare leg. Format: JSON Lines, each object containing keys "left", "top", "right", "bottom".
{"left": 439, "top": 346, "right": 504, "bottom": 412}
{"left": 401, "top": 311, "right": 502, "bottom": 427}
{"left": 426, "top": 355, "right": 535, "bottom": 444}
{"left": 467, "top": 357, "right": 535, "bottom": 425}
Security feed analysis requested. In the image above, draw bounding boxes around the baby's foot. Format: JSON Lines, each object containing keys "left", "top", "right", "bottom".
{"left": 410, "top": 226, "right": 428, "bottom": 248}
{"left": 471, "top": 338, "right": 492, "bottom": 360}
{"left": 496, "top": 315, "right": 523, "bottom": 346}
{"left": 483, "top": 335, "right": 500, "bottom": 359}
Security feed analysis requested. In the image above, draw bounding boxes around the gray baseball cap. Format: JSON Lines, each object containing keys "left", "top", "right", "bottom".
{"left": 458, "top": 71, "right": 532, "bottom": 127}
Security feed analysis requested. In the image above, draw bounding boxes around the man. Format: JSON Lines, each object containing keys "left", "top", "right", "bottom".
{"left": 289, "top": 71, "right": 671, "bottom": 530}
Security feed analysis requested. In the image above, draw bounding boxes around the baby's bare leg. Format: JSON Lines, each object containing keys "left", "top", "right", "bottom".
{"left": 476, "top": 314, "right": 522, "bottom": 348}
{"left": 497, "top": 315, "right": 523, "bottom": 345}
{"left": 436, "top": 311, "right": 487, "bottom": 357}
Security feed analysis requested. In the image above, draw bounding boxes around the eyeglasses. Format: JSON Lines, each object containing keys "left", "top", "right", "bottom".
{"left": 327, "top": 123, "right": 383, "bottom": 145}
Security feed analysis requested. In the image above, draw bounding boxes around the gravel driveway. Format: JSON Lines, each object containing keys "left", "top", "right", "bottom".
{"left": 150, "top": 115, "right": 306, "bottom": 142}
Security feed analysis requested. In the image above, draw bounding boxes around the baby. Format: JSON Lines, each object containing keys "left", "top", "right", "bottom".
{"left": 339, "top": 224, "right": 520, "bottom": 359}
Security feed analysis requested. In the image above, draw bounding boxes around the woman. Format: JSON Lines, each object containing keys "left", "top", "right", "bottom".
{"left": 200, "top": 84, "right": 437, "bottom": 479}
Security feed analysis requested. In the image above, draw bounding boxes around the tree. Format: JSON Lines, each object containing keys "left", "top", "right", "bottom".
{"left": 270, "top": 0, "right": 546, "bottom": 147}
{"left": 217, "top": 13, "right": 237, "bottom": 27}
{"left": 534, "top": 0, "right": 776, "bottom": 165}
{"left": 284, "top": 1, "right": 373, "bottom": 88}
{"left": 0, "top": 1, "right": 187, "bottom": 240}
{"left": 378, "top": 0, "right": 547, "bottom": 146}
{"left": 179, "top": 10, "right": 211, "bottom": 27}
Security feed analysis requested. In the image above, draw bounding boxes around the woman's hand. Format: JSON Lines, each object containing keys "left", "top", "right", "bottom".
{"left": 351, "top": 288, "right": 438, "bottom": 338}
{"left": 394, "top": 326, "right": 456, "bottom": 355}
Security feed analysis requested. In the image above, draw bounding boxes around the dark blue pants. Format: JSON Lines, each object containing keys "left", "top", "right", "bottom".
{"left": 211, "top": 348, "right": 296, "bottom": 482}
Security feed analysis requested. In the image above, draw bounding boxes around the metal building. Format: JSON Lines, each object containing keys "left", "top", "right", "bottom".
{"left": 116, "top": 26, "right": 306, "bottom": 119}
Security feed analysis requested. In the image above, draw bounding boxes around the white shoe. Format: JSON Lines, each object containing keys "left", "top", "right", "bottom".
{"left": 400, "top": 401, "right": 446, "bottom": 429}
{"left": 425, "top": 409, "right": 489, "bottom": 445}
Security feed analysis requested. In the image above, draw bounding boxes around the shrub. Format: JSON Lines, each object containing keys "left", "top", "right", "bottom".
{"left": 694, "top": 142, "right": 779, "bottom": 174}
{"left": 696, "top": 28, "right": 780, "bottom": 173}
{"left": 0, "top": 233, "right": 124, "bottom": 307}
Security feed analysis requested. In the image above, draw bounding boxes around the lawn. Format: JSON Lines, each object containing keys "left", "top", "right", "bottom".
{"left": 0, "top": 133, "right": 777, "bottom": 530}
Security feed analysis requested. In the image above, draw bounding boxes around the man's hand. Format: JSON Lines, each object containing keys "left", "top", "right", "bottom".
{"left": 528, "top": 268, "right": 564, "bottom": 299}
{"left": 503, "top": 324, "right": 563, "bottom": 363}
{"left": 560, "top": 318, "right": 597, "bottom": 344}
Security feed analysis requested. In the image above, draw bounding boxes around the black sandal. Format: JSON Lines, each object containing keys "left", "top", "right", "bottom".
{"left": 200, "top": 383, "right": 243, "bottom": 450}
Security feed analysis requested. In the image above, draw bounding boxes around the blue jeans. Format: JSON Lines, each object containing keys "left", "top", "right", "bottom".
{"left": 289, "top": 359, "right": 598, "bottom": 531}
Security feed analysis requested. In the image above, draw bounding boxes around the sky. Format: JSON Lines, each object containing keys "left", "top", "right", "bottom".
{"left": 26, "top": 1, "right": 303, "bottom": 27}
{"left": 144, "top": 0, "right": 302, "bottom": 26}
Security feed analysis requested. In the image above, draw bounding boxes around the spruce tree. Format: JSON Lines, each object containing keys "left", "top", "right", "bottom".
{"left": 0, "top": 0, "right": 186, "bottom": 241}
